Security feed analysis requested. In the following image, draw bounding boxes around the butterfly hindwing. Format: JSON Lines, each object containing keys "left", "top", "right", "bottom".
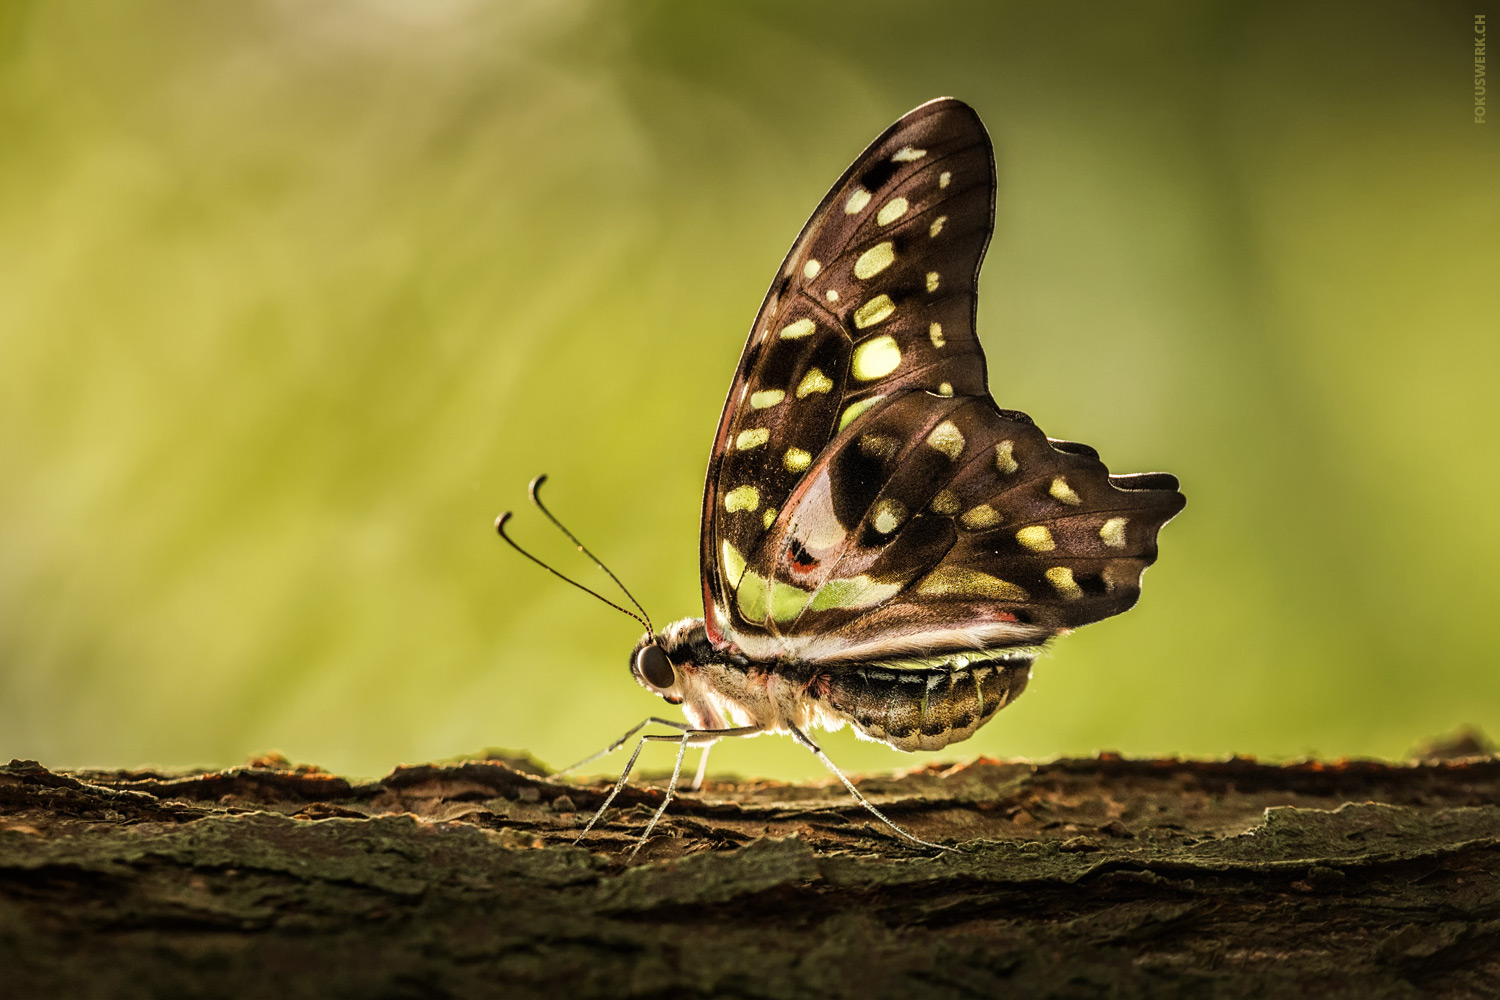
{"left": 726, "top": 394, "right": 1183, "bottom": 662}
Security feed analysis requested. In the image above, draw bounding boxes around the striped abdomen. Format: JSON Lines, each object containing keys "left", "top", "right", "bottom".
{"left": 817, "top": 655, "right": 1033, "bottom": 752}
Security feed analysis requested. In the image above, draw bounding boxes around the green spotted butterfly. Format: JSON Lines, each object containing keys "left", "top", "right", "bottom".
{"left": 501, "top": 98, "right": 1184, "bottom": 854}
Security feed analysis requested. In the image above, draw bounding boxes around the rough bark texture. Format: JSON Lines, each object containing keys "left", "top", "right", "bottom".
{"left": 2, "top": 733, "right": 1498, "bottom": 999}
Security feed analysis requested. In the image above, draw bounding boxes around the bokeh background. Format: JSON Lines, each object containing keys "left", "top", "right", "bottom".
{"left": 3, "top": 1, "right": 1496, "bottom": 781}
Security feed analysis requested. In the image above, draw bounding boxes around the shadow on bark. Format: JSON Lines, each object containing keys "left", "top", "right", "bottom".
{"left": 2, "top": 731, "right": 1497, "bottom": 998}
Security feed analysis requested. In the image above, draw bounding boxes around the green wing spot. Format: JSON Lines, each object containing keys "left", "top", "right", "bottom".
{"left": 994, "top": 440, "right": 1018, "bottom": 474}
{"left": 851, "top": 335, "right": 902, "bottom": 381}
{"left": 735, "top": 428, "right": 770, "bottom": 450}
{"left": 838, "top": 395, "right": 885, "bottom": 431}
{"left": 925, "top": 420, "right": 965, "bottom": 459}
{"left": 809, "top": 575, "right": 901, "bottom": 611}
{"left": 1015, "top": 525, "right": 1055, "bottom": 552}
{"left": 721, "top": 540, "right": 747, "bottom": 588}
{"left": 1100, "top": 517, "right": 1129, "bottom": 548}
{"left": 853, "top": 241, "right": 896, "bottom": 280}
{"left": 725, "top": 485, "right": 760, "bottom": 512}
{"left": 1046, "top": 566, "right": 1083, "bottom": 599}
{"left": 917, "top": 568, "right": 1027, "bottom": 601}
{"left": 779, "top": 318, "right": 816, "bottom": 340}
{"left": 737, "top": 569, "right": 770, "bottom": 621}
{"left": 797, "top": 368, "right": 833, "bottom": 398}
{"left": 770, "top": 581, "right": 812, "bottom": 623}
{"left": 1049, "top": 476, "right": 1082, "bottom": 505}
{"left": 960, "top": 504, "right": 999, "bottom": 530}
{"left": 876, "top": 197, "right": 909, "bottom": 226}
{"left": 853, "top": 294, "right": 896, "bottom": 330}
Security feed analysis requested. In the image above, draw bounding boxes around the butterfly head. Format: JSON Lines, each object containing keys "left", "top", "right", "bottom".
{"left": 629, "top": 633, "right": 684, "bottom": 705}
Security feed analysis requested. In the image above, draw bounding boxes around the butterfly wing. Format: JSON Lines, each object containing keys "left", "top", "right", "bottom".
{"left": 744, "top": 394, "right": 1184, "bottom": 663}
{"left": 700, "top": 98, "right": 1183, "bottom": 662}
{"left": 701, "top": 98, "right": 994, "bottom": 644}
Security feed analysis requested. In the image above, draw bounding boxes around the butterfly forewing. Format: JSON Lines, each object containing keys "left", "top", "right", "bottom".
{"left": 701, "top": 98, "right": 1183, "bottom": 661}
{"left": 702, "top": 99, "right": 997, "bottom": 643}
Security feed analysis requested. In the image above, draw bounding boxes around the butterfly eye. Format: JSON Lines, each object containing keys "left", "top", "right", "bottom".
{"left": 635, "top": 644, "right": 676, "bottom": 690}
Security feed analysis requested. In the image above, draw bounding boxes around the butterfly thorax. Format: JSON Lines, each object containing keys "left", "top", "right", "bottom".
{"left": 637, "top": 617, "right": 1034, "bottom": 752}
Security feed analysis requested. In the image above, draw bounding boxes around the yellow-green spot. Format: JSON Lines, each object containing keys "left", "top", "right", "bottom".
{"left": 995, "top": 441, "right": 1018, "bottom": 474}
{"left": 845, "top": 187, "right": 871, "bottom": 214}
{"left": 1016, "top": 525, "right": 1055, "bottom": 552}
{"left": 929, "top": 489, "right": 959, "bottom": 515}
{"left": 779, "top": 318, "right": 815, "bottom": 340}
{"left": 926, "top": 420, "right": 965, "bottom": 460}
{"left": 809, "top": 575, "right": 901, "bottom": 611}
{"left": 854, "top": 241, "right": 896, "bottom": 280}
{"left": 929, "top": 322, "right": 945, "bottom": 347}
{"left": 750, "top": 389, "right": 785, "bottom": 409}
{"left": 1050, "top": 476, "right": 1082, "bottom": 505}
{"left": 853, "top": 294, "right": 896, "bottom": 330}
{"left": 770, "top": 581, "right": 811, "bottom": 623}
{"left": 1100, "top": 517, "right": 1129, "bottom": 548}
{"left": 960, "top": 504, "right": 1000, "bottom": 530}
{"left": 926, "top": 271, "right": 940, "bottom": 292}
{"left": 721, "top": 540, "right": 747, "bottom": 587}
{"left": 1046, "top": 566, "right": 1083, "bottom": 599}
{"left": 763, "top": 508, "right": 778, "bottom": 529}
{"left": 851, "top": 335, "right": 901, "bottom": 380}
{"left": 796, "top": 367, "right": 833, "bottom": 398}
{"left": 826, "top": 289, "right": 840, "bottom": 302}
{"left": 872, "top": 499, "right": 906, "bottom": 534}
{"left": 929, "top": 215, "right": 946, "bottom": 238}
{"left": 937, "top": 382, "right": 953, "bottom": 397}
{"left": 803, "top": 259, "right": 821, "bottom": 280}
{"left": 737, "top": 569, "right": 769, "bottom": 620}
{"left": 784, "top": 448, "right": 812, "bottom": 472}
{"left": 735, "top": 428, "right": 769, "bottom": 450}
{"left": 838, "top": 395, "right": 884, "bottom": 431}
{"left": 724, "top": 485, "right": 760, "bottom": 513}
{"left": 891, "top": 146, "right": 927, "bottom": 162}
{"left": 917, "top": 567, "right": 1026, "bottom": 601}
{"left": 939, "top": 171, "right": 952, "bottom": 189}
{"left": 876, "top": 197, "right": 909, "bottom": 226}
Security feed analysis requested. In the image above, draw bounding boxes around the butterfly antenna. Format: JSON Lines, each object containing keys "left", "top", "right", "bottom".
{"left": 527, "top": 474, "right": 655, "bottom": 635}
{"left": 495, "top": 511, "right": 652, "bottom": 633}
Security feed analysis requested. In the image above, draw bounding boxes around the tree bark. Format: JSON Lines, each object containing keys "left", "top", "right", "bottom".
{"left": 2, "top": 735, "right": 1498, "bottom": 999}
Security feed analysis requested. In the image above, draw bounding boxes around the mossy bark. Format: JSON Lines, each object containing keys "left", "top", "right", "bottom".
{"left": 3, "top": 739, "right": 1498, "bottom": 999}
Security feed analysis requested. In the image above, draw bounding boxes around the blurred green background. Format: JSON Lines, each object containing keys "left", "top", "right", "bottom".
{"left": 2, "top": 1, "right": 1496, "bottom": 781}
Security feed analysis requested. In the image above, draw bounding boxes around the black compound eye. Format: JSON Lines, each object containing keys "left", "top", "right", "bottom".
{"left": 636, "top": 644, "right": 675, "bottom": 690}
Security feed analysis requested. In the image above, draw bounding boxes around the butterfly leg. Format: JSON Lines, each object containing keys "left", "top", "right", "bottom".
{"left": 627, "top": 725, "right": 763, "bottom": 862}
{"left": 572, "top": 729, "right": 665, "bottom": 845}
{"left": 787, "top": 723, "right": 953, "bottom": 853}
{"left": 690, "top": 745, "right": 712, "bottom": 792}
{"left": 554, "top": 716, "right": 691, "bottom": 777}
{"left": 574, "top": 724, "right": 760, "bottom": 850}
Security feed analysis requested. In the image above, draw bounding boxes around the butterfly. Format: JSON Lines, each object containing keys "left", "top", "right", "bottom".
{"left": 499, "top": 97, "right": 1184, "bottom": 857}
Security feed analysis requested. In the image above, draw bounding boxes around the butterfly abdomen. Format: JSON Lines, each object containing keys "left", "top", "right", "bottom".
{"left": 817, "top": 655, "right": 1032, "bottom": 752}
